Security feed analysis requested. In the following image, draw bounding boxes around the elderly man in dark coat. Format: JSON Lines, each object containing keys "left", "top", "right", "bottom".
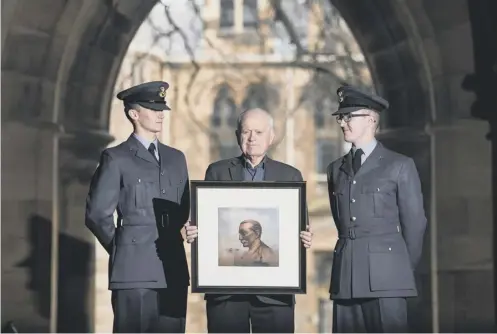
{"left": 185, "top": 108, "right": 312, "bottom": 333}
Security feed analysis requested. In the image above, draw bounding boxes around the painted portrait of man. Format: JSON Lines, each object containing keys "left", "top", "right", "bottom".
{"left": 217, "top": 207, "right": 279, "bottom": 267}
{"left": 234, "top": 219, "right": 279, "bottom": 267}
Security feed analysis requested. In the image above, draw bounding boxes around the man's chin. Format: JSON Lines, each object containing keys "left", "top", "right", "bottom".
{"left": 245, "top": 151, "right": 264, "bottom": 158}
{"left": 342, "top": 135, "right": 354, "bottom": 143}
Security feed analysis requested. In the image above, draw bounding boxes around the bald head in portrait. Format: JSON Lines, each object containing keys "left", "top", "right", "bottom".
{"left": 234, "top": 219, "right": 279, "bottom": 267}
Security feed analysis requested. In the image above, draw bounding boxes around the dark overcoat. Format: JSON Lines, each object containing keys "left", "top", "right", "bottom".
{"left": 327, "top": 142, "right": 427, "bottom": 299}
{"left": 85, "top": 135, "right": 190, "bottom": 290}
{"left": 203, "top": 155, "right": 305, "bottom": 306}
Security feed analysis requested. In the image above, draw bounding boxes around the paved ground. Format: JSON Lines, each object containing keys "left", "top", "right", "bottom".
{"left": 94, "top": 243, "right": 113, "bottom": 333}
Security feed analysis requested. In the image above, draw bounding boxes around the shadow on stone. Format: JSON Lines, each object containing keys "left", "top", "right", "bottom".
{"left": 12, "top": 215, "right": 93, "bottom": 332}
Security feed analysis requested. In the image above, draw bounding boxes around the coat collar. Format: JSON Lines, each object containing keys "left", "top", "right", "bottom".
{"left": 339, "top": 150, "right": 354, "bottom": 177}
{"left": 340, "top": 141, "right": 386, "bottom": 178}
{"left": 355, "top": 141, "right": 385, "bottom": 177}
{"left": 126, "top": 134, "right": 159, "bottom": 167}
{"left": 228, "top": 155, "right": 278, "bottom": 181}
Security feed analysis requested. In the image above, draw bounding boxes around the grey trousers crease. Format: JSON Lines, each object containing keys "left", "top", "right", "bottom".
{"left": 206, "top": 296, "right": 294, "bottom": 333}
{"left": 111, "top": 287, "right": 187, "bottom": 333}
{"left": 332, "top": 297, "right": 408, "bottom": 333}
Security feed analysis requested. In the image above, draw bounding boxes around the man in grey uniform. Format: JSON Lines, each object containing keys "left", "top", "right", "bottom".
{"left": 327, "top": 86, "right": 427, "bottom": 333}
{"left": 85, "top": 81, "right": 190, "bottom": 333}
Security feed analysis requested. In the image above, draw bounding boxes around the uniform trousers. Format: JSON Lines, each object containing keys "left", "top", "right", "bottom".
{"left": 332, "top": 297, "right": 408, "bottom": 333}
{"left": 206, "top": 295, "right": 294, "bottom": 333}
{"left": 111, "top": 287, "right": 187, "bottom": 333}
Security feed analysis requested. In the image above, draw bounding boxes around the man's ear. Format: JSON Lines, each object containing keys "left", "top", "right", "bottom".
{"left": 269, "top": 128, "right": 275, "bottom": 144}
{"left": 128, "top": 108, "right": 139, "bottom": 121}
{"left": 235, "top": 129, "right": 241, "bottom": 146}
{"left": 368, "top": 110, "right": 377, "bottom": 124}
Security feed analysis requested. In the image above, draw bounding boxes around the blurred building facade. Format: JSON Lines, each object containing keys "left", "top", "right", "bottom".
{"left": 97, "top": 0, "right": 372, "bottom": 332}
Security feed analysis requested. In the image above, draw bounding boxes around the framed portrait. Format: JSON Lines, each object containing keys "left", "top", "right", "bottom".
{"left": 190, "top": 181, "right": 307, "bottom": 294}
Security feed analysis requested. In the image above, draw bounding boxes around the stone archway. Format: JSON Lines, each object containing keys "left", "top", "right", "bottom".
{"left": 1, "top": 1, "right": 157, "bottom": 332}
{"left": 2, "top": 0, "right": 494, "bottom": 332}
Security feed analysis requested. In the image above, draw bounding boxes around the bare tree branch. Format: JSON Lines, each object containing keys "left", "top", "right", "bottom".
{"left": 119, "top": 0, "right": 373, "bottom": 158}
{"left": 268, "top": 0, "right": 307, "bottom": 57}
{"left": 158, "top": 1, "right": 208, "bottom": 134}
{"left": 188, "top": 0, "right": 265, "bottom": 82}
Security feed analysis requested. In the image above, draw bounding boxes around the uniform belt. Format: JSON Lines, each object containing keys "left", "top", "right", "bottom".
{"left": 339, "top": 224, "right": 401, "bottom": 240}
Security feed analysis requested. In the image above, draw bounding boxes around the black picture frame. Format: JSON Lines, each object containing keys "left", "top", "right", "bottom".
{"left": 190, "top": 180, "right": 307, "bottom": 295}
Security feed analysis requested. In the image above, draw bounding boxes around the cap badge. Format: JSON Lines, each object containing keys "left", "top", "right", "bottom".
{"left": 159, "top": 86, "right": 166, "bottom": 98}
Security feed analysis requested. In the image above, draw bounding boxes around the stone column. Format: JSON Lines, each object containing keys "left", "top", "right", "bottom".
{"left": 463, "top": 0, "right": 497, "bottom": 330}
{"left": 1, "top": 120, "right": 61, "bottom": 332}
{"left": 55, "top": 128, "right": 114, "bottom": 332}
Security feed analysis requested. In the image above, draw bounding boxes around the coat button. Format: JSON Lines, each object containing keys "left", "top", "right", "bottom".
{"left": 161, "top": 171, "right": 164, "bottom": 176}
{"left": 377, "top": 188, "right": 380, "bottom": 192}
{"left": 138, "top": 178, "right": 141, "bottom": 183}
{"left": 162, "top": 189, "right": 166, "bottom": 194}
{"left": 388, "top": 247, "right": 392, "bottom": 251}
{"left": 132, "top": 238, "right": 136, "bottom": 243}
{"left": 351, "top": 217, "right": 356, "bottom": 221}
{"left": 352, "top": 180, "right": 356, "bottom": 184}
{"left": 351, "top": 199, "right": 356, "bottom": 203}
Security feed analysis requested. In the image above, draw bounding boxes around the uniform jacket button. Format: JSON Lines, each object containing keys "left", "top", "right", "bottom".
{"left": 132, "top": 238, "right": 136, "bottom": 243}
{"left": 162, "top": 189, "right": 166, "bottom": 194}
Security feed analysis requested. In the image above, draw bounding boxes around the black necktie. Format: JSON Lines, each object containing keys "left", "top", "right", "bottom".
{"left": 352, "top": 148, "right": 363, "bottom": 174}
{"left": 148, "top": 143, "right": 159, "bottom": 163}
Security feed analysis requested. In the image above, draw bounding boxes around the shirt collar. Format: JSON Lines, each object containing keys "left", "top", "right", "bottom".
{"left": 133, "top": 133, "right": 158, "bottom": 151}
{"left": 352, "top": 138, "right": 377, "bottom": 158}
{"left": 242, "top": 155, "right": 267, "bottom": 169}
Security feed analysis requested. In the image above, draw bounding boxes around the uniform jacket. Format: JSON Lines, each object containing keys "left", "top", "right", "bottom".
{"left": 85, "top": 135, "right": 190, "bottom": 290}
{"left": 203, "top": 155, "right": 305, "bottom": 306}
{"left": 327, "top": 141, "right": 427, "bottom": 299}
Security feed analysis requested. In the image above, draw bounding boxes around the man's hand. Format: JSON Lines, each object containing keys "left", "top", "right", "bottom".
{"left": 184, "top": 221, "right": 198, "bottom": 243}
{"left": 300, "top": 225, "right": 312, "bottom": 248}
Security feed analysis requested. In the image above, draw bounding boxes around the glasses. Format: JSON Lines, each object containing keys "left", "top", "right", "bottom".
{"left": 336, "top": 114, "right": 370, "bottom": 124}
